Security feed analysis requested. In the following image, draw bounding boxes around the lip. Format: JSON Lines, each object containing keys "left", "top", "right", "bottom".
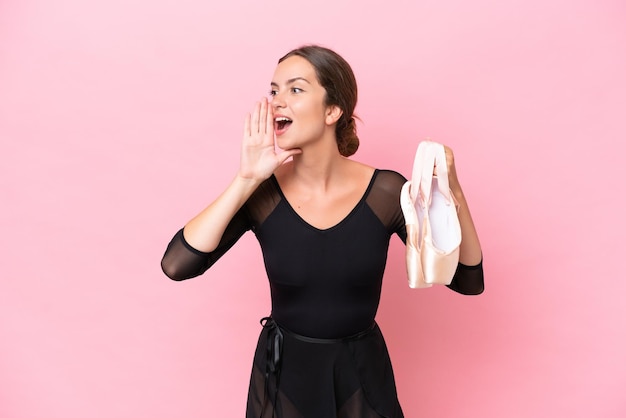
{"left": 274, "top": 114, "right": 293, "bottom": 136}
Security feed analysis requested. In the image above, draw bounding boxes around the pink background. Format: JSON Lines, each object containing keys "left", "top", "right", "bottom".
{"left": 2, "top": 0, "right": 625, "bottom": 417}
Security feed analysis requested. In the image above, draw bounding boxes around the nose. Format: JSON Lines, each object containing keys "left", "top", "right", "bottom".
{"left": 271, "top": 91, "right": 286, "bottom": 109}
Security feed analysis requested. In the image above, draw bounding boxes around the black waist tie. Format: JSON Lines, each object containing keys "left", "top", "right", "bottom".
{"left": 258, "top": 316, "right": 376, "bottom": 418}
{"left": 259, "top": 317, "right": 283, "bottom": 418}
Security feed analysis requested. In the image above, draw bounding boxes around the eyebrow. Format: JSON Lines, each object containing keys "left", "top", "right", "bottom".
{"left": 270, "top": 77, "right": 312, "bottom": 87}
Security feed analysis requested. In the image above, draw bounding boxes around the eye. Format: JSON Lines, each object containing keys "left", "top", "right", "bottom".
{"left": 291, "top": 87, "right": 303, "bottom": 94}
{"left": 268, "top": 90, "right": 278, "bottom": 97}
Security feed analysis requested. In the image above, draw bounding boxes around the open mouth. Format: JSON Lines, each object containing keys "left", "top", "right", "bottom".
{"left": 274, "top": 117, "right": 292, "bottom": 134}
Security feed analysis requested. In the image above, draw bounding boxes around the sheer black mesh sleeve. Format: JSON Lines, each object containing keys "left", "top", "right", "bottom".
{"left": 160, "top": 178, "right": 280, "bottom": 281}
{"left": 366, "top": 169, "right": 484, "bottom": 295}
{"left": 365, "top": 170, "right": 408, "bottom": 242}
{"left": 447, "top": 260, "right": 484, "bottom": 295}
{"left": 161, "top": 208, "right": 251, "bottom": 281}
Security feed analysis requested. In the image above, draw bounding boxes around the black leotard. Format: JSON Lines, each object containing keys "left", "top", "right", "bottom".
{"left": 161, "top": 169, "right": 483, "bottom": 338}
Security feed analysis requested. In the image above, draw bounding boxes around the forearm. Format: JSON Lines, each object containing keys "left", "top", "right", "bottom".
{"left": 453, "top": 188, "right": 482, "bottom": 266}
{"left": 183, "top": 174, "right": 263, "bottom": 252}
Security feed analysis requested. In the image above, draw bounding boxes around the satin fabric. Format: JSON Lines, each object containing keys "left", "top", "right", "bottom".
{"left": 400, "top": 141, "right": 461, "bottom": 288}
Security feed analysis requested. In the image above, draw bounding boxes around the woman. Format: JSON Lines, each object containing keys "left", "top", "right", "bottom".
{"left": 161, "top": 45, "right": 484, "bottom": 418}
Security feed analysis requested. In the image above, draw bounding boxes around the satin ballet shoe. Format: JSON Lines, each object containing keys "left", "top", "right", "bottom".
{"left": 401, "top": 141, "right": 461, "bottom": 288}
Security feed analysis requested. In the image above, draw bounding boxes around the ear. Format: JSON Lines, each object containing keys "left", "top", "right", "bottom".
{"left": 325, "top": 105, "right": 343, "bottom": 126}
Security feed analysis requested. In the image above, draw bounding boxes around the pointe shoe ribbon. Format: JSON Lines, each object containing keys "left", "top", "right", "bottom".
{"left": 400, "top": 141, "right": 461, "bottom": 288}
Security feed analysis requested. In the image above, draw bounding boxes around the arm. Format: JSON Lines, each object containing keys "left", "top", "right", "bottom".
{"left": 160, "top": 212, "right": 249, "bottom": 281}
{"left": 443, "top": 145, "right": 484, "bottom": 295}
{"left": 161, "top": 98, "right": 301, "bottom": 280}
{"left": 182, "top": 175, "right": 263, "bottom": 253}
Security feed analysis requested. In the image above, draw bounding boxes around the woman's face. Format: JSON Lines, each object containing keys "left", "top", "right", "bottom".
{"left": 270, "top": 55, "right": 336, "bottom": 151}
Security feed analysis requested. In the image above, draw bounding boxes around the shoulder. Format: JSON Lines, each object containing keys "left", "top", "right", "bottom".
{"left": 244, "top": 176, "right": 282, "bottom": 226}
{"left": 374, "top": 169, "right": 407, "bottom": 182}
{"left": 365, "top": 169, "right": 408, "bottom": 231}
{"left": 247, "top": 175, "right": 281, "bottom": 208}
{"left": 364, "top": 169, "right": 407, "bottom": 208}
{"left": 372, "top": 169, "right": 407, "bottom": 193}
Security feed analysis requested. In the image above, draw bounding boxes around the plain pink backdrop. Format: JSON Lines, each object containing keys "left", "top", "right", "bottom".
{"left": 2, "top": 0, "right": 625, "bottom": 417}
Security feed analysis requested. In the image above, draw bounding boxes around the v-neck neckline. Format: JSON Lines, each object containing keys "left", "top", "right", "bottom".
{"left": 271, "top": 169, "right": 379, "bottom": 232}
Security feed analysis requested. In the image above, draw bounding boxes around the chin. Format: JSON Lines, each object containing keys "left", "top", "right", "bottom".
{"left": 276, "top": 135, "right": 295, "bottom": 150}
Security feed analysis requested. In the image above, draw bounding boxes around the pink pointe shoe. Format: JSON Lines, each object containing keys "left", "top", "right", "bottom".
{"left": 401, "top": 141, "right": 461, "bottom": 288}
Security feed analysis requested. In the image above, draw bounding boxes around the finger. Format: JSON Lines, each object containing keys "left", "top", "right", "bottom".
{"left": 244, "top": 113, "right": 251, "bottom": 138}
{"left": 444, "top": 145, "right": 455, "bottom": 165}
{"left": 251, "top": 101, "right": 261, "bottom": 134}
{"left": 265, "top": 101, "right": 274, "bottom": 138}
{"left": 276, "top": 148, "right": 302, "bottom": 165}
{"left": 259, "top": 97, "right": 267, "bottom": 134}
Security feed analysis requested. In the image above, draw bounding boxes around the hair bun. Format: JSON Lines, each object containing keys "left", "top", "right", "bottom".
{"left": 338, "top": 116, "right": 359, "bottom": 157}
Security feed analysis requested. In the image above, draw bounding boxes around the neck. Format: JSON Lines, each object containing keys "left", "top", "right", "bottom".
{"left": 289, "top": 139, "right": 346, "bottom": 190}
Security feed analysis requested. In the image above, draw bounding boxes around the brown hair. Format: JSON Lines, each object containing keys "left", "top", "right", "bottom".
{"left": 278, "top": 45, "right": 359, "bottom": 157}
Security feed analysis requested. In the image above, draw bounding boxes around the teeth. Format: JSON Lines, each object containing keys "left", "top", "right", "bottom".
{"left": 275, "top": 117, "right": 292, "bottom": 122}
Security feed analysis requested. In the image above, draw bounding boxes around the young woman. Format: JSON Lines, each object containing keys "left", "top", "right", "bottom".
{"left": 161, "top": 45, "right": 484, "bottom": 418}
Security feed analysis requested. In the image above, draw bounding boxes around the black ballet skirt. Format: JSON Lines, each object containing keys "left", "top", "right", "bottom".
{"left": 161, "top": 170, "right": 484, "bottom": 418}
